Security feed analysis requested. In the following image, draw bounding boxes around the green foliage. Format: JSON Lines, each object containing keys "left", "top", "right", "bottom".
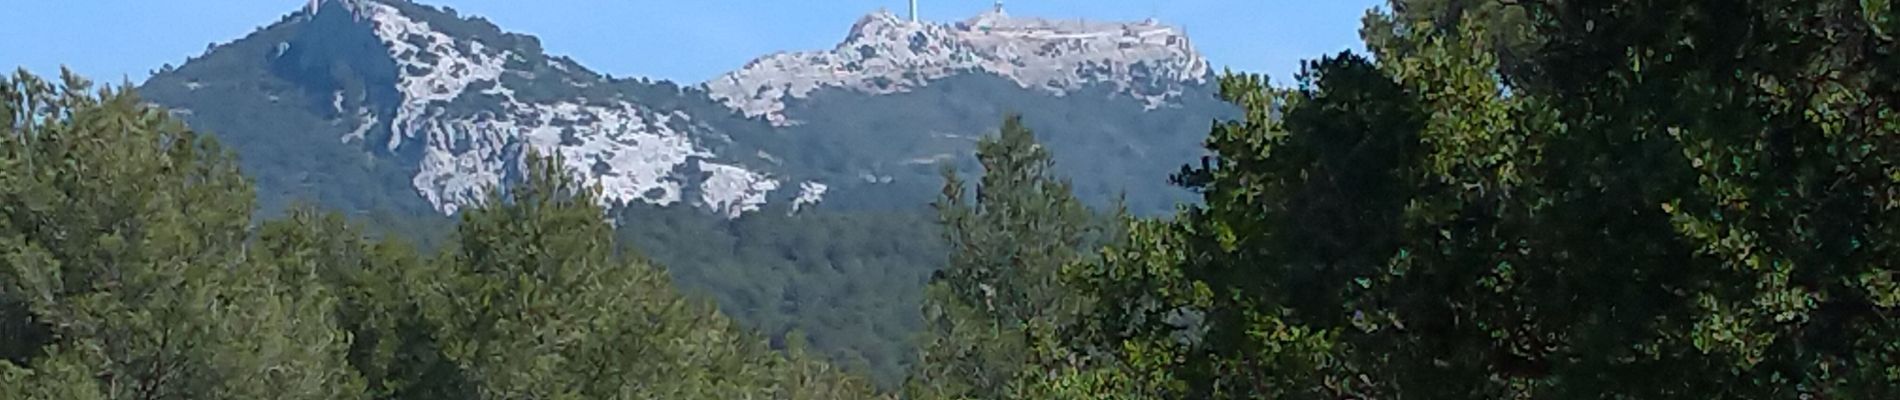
{"left": 254, "top": 209, "right": 472, "bottom": 400}
{"left": 1058, "top": 55, "right": 1419, "bottom": 399}
{"left": 613, "top": 204, "right": 946, "bottom": 389}
{"left": 0, "top": 68, "right": 883, "bottom": 399}
{"left": 935, "top": 115, "right": 1094, "bottom": 324}
{"left": 421, "top": 152, "right": 881, "bottom": 398}
{"left": 907, "top": 115, "right": 1103, "bottom": 399}
{"left": 1029, "top": 1, "right": 1900, "bottom": 398}
{"left": 0, "top": 69, "right": 363, "bottom": 399}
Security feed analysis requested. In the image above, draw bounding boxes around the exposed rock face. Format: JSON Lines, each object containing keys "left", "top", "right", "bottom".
{"left": 325, "top": 0, "right": 783, "bottom": 215}
{"left": 704, "top": 9, "right": 1212, "bottom": 126}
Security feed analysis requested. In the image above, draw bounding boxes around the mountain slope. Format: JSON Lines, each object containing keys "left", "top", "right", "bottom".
{"left": 696, "top": 8, "right": 1230, "bottom": 214}
{"left": 145, "top": 0, "right": 794, "bottom": 217}
{"left": 137, "top": 0, "right": 1231, "bottom": 387}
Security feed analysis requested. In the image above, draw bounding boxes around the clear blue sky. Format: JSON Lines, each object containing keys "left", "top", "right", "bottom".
{"left": 1, "top": 1, "right": 1385, "bottom": 86}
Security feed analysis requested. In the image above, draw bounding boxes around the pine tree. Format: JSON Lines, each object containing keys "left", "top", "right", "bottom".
{"left": 1, "top": 68, "right": 888, "bottom": 399}
{"left": 1059, "top": 1, "right": 1900, "bottom": 397}
{"left": 425, "top": 151, "right": 881, "bottom": 399}
{"left": 0, "top": 69, "right": 362, "bottom": 399}
{"left": 254, "top": 209, "right": 472, "bottom": 400}
{"left": 909, "top": 114, "right": 1095, "bottom": 399}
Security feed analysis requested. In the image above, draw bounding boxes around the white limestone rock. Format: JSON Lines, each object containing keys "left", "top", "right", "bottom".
{"left": 344, "top": 0, "right": 786, "bottom": 216}
{"left": 698, "top": 161, "right": 781, "bottom": 218}
{"left": 792, "top": 181, "right": 829, "bottom": 213}
{"left": 704, "top": 9, "right": 1211, "bottom": 126}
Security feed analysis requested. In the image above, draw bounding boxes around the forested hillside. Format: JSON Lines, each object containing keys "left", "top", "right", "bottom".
{"left": 611, "top": 205, "right": 947, "bottom": 386}
{"left": 131, "top": 0, "right": 1229, "bottom": 387}
{"left": 0, "top": 72, "right": 880, "bottom": 398}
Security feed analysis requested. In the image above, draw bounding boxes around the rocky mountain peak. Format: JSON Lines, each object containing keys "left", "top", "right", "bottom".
{"left": 705, "top": 8, "right": 1212, "bottom": 126}
{"left": 280, "top": 0, "right": 789, "bottom": 216}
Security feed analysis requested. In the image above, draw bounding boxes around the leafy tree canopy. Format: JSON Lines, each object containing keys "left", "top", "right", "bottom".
{"left": 0, "top": 68, "right": 883, "bottom": 399}
{"left": 1015, "top": 0, "right": 1900, "bottom": 398}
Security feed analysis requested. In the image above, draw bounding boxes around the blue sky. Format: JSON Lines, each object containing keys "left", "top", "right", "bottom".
{"left": 1, "top": 1, "right": 1385, "bottom": 86}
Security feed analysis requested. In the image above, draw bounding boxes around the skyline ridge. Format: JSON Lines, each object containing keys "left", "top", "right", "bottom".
{"left": 1, "top": 0, "right": 1378, "bottom": 86}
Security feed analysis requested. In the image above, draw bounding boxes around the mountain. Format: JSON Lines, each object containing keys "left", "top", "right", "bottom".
{"left": 135, "top": 0, "right": 1231, "bottom": 386}
{"left": 141, "top": 0, "right": 1227, "bottom": 219}
{"left": 145, "top": 0, "right": 791, "bottom": 218}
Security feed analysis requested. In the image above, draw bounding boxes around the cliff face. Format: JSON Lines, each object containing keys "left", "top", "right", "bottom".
{"left": 344, "top": 0, "right": 791, "bottom": 215}
{"left": 705, "top": 9, "right": 1212, "bottom": 126}
{"left": 150, "top": 0, "right": 789, "bottom": 216}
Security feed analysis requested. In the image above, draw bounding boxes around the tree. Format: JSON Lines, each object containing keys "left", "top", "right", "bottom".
{"left": 424, "top": 151, "right": 881, "bottom": 399}
{"left": 1062, "top": 54, "right": 1426, "bottom": 399}
{"left": 610, "top": 202, "right": 949, "bottom": 389}
{"left": 0, "top": 69, "right": 362, "bottom": 399}
{"left": 1058, "top": 1, "right": 1900, "bottom": 398}
{"left": 1361, "top": 0, "right": 1538, "bottom": 81}
{"left": 0, "top": 68, "right": 888, "bottom": 400}
{"left": 254, "top": 209, "right": 472, "bottom": 400}
{"left": 908, "top": 114, "right": 1097, "bottom": 399}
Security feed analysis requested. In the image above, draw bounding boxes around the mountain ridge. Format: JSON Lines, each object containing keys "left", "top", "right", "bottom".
{"left": 141, "top": 0, "right": 1225, "bottom": 218}
{"left": 705, "top": 8, "right": 1212, "bottom": 126}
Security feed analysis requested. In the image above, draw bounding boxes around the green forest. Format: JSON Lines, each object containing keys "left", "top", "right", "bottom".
{"left": 7, "top": 0, "right": 1900, "bottom": 398}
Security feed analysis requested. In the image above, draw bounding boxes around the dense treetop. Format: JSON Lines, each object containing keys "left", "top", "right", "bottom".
{"left": 967, "top": 0, "right": 1900, "bottom": 397}
{"left": 0, "top": 69, "right": 881, "bottom": 399}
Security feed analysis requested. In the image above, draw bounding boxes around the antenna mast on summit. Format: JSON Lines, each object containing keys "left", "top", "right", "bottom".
{"left": 910, "top": 0, "right": 919, "bottom": 22}
{"left": 994, "top": 0, "right": 1005, "bottom": 13}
